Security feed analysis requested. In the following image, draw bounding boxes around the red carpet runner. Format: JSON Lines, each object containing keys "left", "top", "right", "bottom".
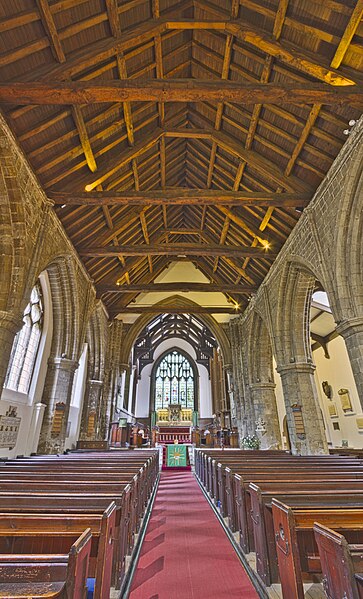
{"left": 129, "top": 471, "right": 259, "bottom": 599}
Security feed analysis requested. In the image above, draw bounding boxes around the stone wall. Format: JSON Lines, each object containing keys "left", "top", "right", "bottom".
{"left": 0, "top": 114, "right": 110, "bottom": 453}
{"left": 229, "top": 116, "right": 363, "bottom": 455}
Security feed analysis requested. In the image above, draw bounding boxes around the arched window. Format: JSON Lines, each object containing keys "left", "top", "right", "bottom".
{"left": 154, "top": 350, "right": 195, "bottom": 410}
{"left": 5, "top": 282, "right": 44, "bottom": 394}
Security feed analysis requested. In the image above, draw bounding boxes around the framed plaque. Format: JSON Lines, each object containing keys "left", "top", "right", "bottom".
{"left": 327, "top": 402, "right": 338, "bottom": 418}
{"left": 0, "top": 406, "right": 21, "bottom": 449}
{"left": 338, "top": 388, "right": 353, "bottom": 413}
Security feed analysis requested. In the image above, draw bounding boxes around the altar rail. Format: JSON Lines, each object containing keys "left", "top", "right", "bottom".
{"left": 158, "top": 432, "right": 191, "bottom": 444}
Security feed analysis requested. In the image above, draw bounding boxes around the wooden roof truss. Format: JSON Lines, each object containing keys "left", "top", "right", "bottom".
{"left": 0, "top": 0, "right": 362, "bottom": 314}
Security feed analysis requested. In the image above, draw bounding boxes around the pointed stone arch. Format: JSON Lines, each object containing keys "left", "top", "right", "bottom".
{"left": 119, "top": 295, "right": 231, "bottom": 366}
{"left": 335, "top": 137, "right": 363, "bottom": 320}
{"left": 273, "top": 258, "right": 328, "bottom": 454}
{"left": 245, "top": 310, "right": 281, "bottom": 448}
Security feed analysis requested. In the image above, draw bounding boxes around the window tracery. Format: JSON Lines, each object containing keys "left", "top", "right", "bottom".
{"left": 5, "top": 282, "right": 44, "bottom": 394}
{"left": 154, "top": 351, "right": 194, "bottom": 410}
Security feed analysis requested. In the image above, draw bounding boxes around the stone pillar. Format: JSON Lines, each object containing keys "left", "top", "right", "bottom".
{"left": 79, "top": 379, "right": 103, "bottom": 440}
{"left": 224, "top": 364, "right": 236, "bottom": 424}
{"left": 249, "top": 382, "right": 281, "bottom": 449}
{"left": 38, "top": 357, "right": 78, "bottom": 454}
{"left": 277, "top": 362, "right": 328, "bottom": 455}
{"left": 336, "top": 317, "right": 363, "bottom": 411}
{"left": 102, "top": 367, "right": 115, "bottom": 441}
{"left": 102, "top": 319, "right": 124, "bottom": 440}
{"left": 229, "top": 320, "right": 255, "bottom": 442}
{"left": 0, "top": 311, "right": 22, "bottom": 394}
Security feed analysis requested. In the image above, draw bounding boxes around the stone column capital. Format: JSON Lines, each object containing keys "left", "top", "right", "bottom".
{"left": 88, "top": 379, "right": 103, "bottom": 388}
{"left": 223, "top": 363, "right": 233, "bottom": 373}
{"left": 249, "top": 381, "right": 276, "bottom": 391}
{"left": 48, "top": 356, "right": 79, "bottom": 373}
{"left": 119, "top": 363, "right": 130, "bottom": 372}
{"left": 276, "top": 361, "right": 316, "bottom": 376}
{"left": 336, "top": 317, "right": 363, "bottom": 338}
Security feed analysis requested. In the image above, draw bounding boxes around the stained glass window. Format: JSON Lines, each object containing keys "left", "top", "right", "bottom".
{"left": 5, "top": 282, "right": 44, "bottom": 394}
{"left": 154, "top": 351, "right": 195, "bottom": 410}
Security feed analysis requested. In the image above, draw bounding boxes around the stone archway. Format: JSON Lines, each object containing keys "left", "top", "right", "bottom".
{"left": 37, "top": 257, "right": 89, "bottom": 453}
{"left": 274, "top": 260, "right": 328, "bottom": 454}
{"left": 247, "top": 310, "right": 281, "bottom": 449}
{"left": 334, "top": 150, "right": 363, "bottom": 409}
{"left": 119, "top": 295, "right": 231, "bottom": 367}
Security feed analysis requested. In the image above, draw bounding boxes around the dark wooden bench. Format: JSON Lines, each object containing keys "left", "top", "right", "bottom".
{"left": 249, "top": 483, "right": 363, "bottom": 586}
{"left": 0, "top": 450, "right": 159, "bottom": 590}
{"left": 0, "top": 504, "right": 116, "bottom": 599}
{"left": 230, "top": 470, "right": 363, "bottom": 545}
{"left": 314, "top": 522, "right": 363, "bottom": 599}
{"left": 272, "top": 499, "right": 363, "bottom": 598}
{"left": 209, "top": 456, "right": 363, "bottom": 504}
{"left": 0, "top": 528, "right": 92, "bottom": 599}
{"left": 0, "top": 491, "right": 131, "bottom": 589}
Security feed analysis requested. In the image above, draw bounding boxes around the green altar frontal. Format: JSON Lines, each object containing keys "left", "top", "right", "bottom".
{"left": 167, "top": 444, "right": 188, "bottom": 467}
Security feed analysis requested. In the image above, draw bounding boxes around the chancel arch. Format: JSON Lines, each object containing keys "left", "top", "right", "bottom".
{"left": 134, "top": 335, "right": 214, "bottom": 424}
{"left": 119, "top": 295, "right": 232, "bottom": 369}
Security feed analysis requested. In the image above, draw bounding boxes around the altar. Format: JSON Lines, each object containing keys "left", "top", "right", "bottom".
{"left": 153, "top": 404, "right": 195, "bottom": 446}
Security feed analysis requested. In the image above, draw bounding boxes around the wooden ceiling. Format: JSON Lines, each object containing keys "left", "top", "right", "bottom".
{"left": 1, "top": 0, "right": 362, "bottom": 316}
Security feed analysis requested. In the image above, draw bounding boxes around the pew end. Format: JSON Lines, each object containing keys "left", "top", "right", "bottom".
{"left": 0, "top": 528, "right": 92, "bottom": 599}
{"left": 314, "top": 523, "right": 363, "bottom": 599}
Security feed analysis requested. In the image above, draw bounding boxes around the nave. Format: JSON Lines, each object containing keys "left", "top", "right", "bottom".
{"left": 0, "top": 447, "right": 362, "bottom": 598}
{"left": 129, "top": 470, "right": 258, "bottom": 599}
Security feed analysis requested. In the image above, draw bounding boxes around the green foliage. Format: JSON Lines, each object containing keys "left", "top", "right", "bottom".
{"left": 241, "top": 435, "right": 260, "bottom": 450}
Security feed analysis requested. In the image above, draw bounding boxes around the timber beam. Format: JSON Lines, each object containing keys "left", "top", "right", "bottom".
{"left": 50, "top": 189, "right": 310, "bottom": 207}
{"left": 109, "top": 305, "right": 242, "bottom": 315}
{"left": 98, "top": 283, "right": 257, "bottom": 293}
{"left": 80, "top": 244, "right": 276, "bottom": 258}
{"left": 0, "top": 81, "right": 362, "bottom": 106}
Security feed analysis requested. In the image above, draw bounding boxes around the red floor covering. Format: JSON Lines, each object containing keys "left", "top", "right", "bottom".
{"left": 128, "top": 471, "right": 259, "bottom": 599}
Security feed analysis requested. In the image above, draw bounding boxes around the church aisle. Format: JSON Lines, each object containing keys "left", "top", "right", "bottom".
{"left": 128, "top": 470, "right": 259, "bottom": 598}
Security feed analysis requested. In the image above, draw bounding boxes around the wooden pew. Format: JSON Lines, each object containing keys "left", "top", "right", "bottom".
{"left": 231, "top": 471, "right": 363, "bottom": 549}
{"left": 209, "top": 455, "right": 363, "bottom": 504}
{"left": 0, "top": 505, "right": 116, "bottom": 599}
{"left": 249, "top": 483, "right": 363, "bottom": 586}
{"left": 198, "top": 450, "right": 357, "bottom": 494}
{"left": 314, "top": 523, "right": 363, "bottom": 599}
{"left": 272, "top": 499, "right": 363, "bottom": 598}
{"left": 0, "top": 491, "right": 131, "bottom": 589}
{"left": 0, "top": 483, "right": 136, "bottom": 587}
{"left": 0, "top": 451, "right": 159, "bottom": 590}
{"left": 0, "top": 528, "right": 92, "bottom": 599}
{"left": 195, "top": 449, "right": 363, "bottom": 596}
{"left": 213, "top": 459, "right": 363, "bottom": 524}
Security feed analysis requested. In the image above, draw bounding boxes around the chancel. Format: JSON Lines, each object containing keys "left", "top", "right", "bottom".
{"left": 0, "top": 0, "right": 363, "bottom": 597}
